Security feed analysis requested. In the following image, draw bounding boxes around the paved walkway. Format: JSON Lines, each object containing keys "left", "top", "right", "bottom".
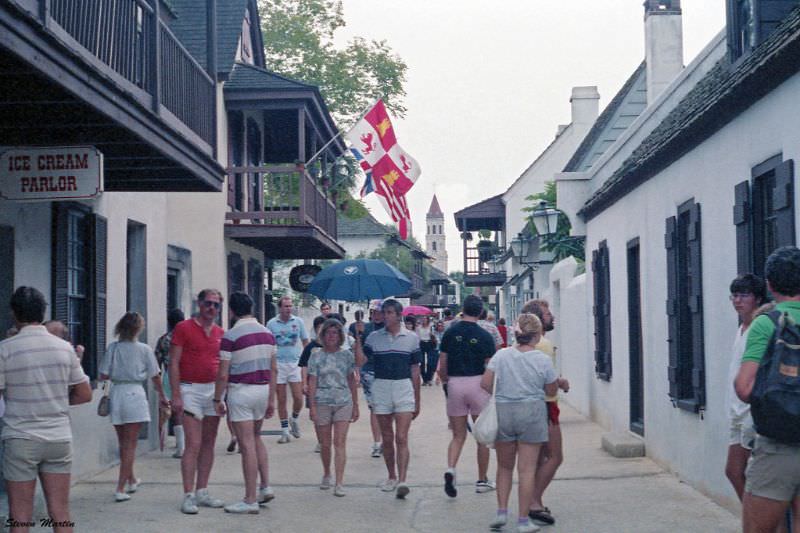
{"left": 70, "top": 386, "right": 739, "bottom": 532}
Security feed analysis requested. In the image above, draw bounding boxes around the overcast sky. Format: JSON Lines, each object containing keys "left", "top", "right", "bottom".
{"left": 335, "top": 1, "right": 726, "bottom": 272}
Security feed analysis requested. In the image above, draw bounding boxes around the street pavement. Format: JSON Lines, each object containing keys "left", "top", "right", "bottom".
{"left": 70, "top": 385, "right": 739, "bottom": 532}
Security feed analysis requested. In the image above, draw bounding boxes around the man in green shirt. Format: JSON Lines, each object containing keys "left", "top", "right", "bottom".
{"left": 735, "top": 246, "right": 800, "bottom": 533}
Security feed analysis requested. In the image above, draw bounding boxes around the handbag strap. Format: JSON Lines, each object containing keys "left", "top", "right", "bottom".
{"left": 103, "top": 344, "right": 117, "bottom": 397}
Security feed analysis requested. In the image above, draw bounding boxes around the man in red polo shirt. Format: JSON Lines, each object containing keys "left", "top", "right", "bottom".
{"left": 170, "top": 289, "right": 225, "bottom": 515}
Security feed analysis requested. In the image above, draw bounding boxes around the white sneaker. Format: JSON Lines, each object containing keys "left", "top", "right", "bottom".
{"left": 475, "top": 479, "right": 496, "bottom": 493}
{"left": 277, "top": 433, "right": 291, "bottom": 444}
{"left": 395, "top": 482, "right": 410, "bottom": 499}
{"left": 172, "top": 449, "right": 183, "bottom": 458}
{"left": 290, "top": 417, "right": 301, "bottom": 438}
{"left": 125, "top": 478, "right": 141, "bottom": 494}
{"left": 333, "top": 485, "right": 346, "bottom": 497}
{"left": 114, "top": 492, "right": 131, "bottom": 502}
{"left": 490, "top": 511, "right": 508, "bottom": 530}
{"left": 195, "top": 489, "right": 224, "bottom": 508}
{"left": 224, "top": 500, "right": 259, "bottom": 514}
{"left": 516, "top": 519, "right": 541, "bottom": 533}
{"left": 181, "top": 494, "right": 198, "bottom": 515}
{"left": 320, "top": 476, "right": 332, "bottom": 490}
{"left": 314, "top": 442, "right": 321, "bottom": 453}
{"left": 258, "top": 486, "right": 275, "bottom": 505}
{"left": 380, "top": 478, "right": 398, "bottom": 492}
{"left": 370, "top": 444, "right": 382, "bottom": 458}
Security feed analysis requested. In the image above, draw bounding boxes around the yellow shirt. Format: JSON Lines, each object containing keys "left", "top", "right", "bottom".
{"left": 535, "top": 336, "right": 558, "bottom": 402}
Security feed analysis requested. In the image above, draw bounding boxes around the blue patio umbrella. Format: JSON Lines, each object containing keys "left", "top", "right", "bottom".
{"left": 307, "top": 259, "right": 411, "bottom": 302}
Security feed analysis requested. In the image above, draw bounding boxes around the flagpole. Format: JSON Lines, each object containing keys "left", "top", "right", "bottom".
{"left": 305, "top": 97, "right": 384, "bottom": 167}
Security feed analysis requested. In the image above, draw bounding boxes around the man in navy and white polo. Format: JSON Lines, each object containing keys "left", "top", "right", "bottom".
{"left": 359, "top": 299, "right": 422, "bottom": 499}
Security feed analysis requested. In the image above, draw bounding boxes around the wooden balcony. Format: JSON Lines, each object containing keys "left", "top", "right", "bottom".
{"left": 0, "top": 0, "right": 223, "bottom": 191}
{"left": 224, "top": 164, "right": 345, "bottom": 259}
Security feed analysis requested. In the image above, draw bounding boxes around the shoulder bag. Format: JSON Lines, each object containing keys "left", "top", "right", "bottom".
{"left": 97, "top": 343, "right": 116, "bottom": 417}
{"left": 472, "top": 372, "right": 498, "bottom": 448}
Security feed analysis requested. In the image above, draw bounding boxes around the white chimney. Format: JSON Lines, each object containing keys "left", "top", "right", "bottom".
{"left": 644, "top": 0, "right": 684, "bottom": 105}
{"left": 570, "top": 86, "right": 600, "bottom": 125}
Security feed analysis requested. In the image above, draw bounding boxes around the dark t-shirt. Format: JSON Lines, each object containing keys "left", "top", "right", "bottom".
{"left": 440, "top": 320, "right": 495, "bottom": 377}
{"left": 298, "top": 340, "right": 321, "bottom": 368}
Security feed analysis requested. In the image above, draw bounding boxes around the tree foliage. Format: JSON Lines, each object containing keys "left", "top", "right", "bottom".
{"left": 258, "top": 0, "right": 408, "bottom": 127}
{"left": 522, "top": 181, "right": 585, "bottom": 262}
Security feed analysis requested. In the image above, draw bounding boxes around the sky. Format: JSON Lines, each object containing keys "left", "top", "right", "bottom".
{"left": 335, "top": 1, "right": 727, "bottom": 273}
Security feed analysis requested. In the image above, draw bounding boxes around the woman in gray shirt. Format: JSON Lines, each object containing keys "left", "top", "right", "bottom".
{"left": 99, "top": 312, "right": 168, "bottom": 502}
{"left": 481, "top": 313, "right": 557, "bottom": 533}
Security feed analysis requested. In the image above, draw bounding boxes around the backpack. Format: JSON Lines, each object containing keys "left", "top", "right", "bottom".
{"left": 750, "top": 310, "right": 800, "bottom": 444}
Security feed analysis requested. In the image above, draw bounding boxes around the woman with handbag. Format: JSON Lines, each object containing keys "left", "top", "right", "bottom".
{"left": 99, "top": 312, "right": 168, "bottom": 502}
{"left": 480, "top": 313, "right": 557, "bottom": 533}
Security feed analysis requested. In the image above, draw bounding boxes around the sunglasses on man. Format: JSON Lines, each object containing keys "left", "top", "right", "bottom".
{"left": 201, "top": 300, "right": 221, "bottom": 309}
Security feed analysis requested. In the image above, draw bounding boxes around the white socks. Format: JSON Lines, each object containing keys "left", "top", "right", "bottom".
{"left": 175, "top": 425, "right": 185, "bottom": 453}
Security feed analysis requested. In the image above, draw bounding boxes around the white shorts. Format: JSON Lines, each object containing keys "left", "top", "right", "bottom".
{"left": 276, "top": 363, "right": 302, "bottom": 384}
{"left": 110, "top": 383, "right": 150, "bottom": 426}
{"left": 372, "top": 378, "right": 415, "bottom": 415}
{"left": 180, "top": 382, "right": 218, "bottom": 420}
{"left": 729, "top": 420, "right": 756, "bottom": 450}
{"left": 227, "top": 383, "right": 269, "bottom": 422}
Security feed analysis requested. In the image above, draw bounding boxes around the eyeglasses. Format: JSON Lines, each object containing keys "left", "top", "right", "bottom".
{"left": 201, "top": 300, "right": 221, "bottom": 309}
{"left": 729, "top": 293, "right": 754, "bottom": 301}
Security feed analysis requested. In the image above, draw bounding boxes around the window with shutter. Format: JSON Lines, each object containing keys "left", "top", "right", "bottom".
{"left": 665, "top": 199, "right": 705, "bottom": 413}
{"left": 228, "top": 112, "right": 244, "bottom": 209}
{"left": 248, "top": 259, "right": 263, "bottom": 321}
{"left": 52, "top": 204, "right": 103, "bottom": 380}
{"left": 592, "top": 240, "right": 612, "bottom": 380}
{"left": 737, "top": 156, "right": 795, "bottom": 277}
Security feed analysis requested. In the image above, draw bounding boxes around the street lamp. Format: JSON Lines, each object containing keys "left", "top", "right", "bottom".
{"left": 530, "top": 200, "right": 561, "bottom": 237}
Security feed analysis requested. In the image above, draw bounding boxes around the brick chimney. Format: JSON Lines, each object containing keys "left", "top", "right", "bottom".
{"left": 644, "top": 0, "right": 683, "bottom": 105}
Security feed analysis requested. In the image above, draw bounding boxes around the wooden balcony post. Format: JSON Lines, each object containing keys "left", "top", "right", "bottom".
{"left": 297, "top": 164, "right": 306, "bottom": 225}
{"left": 297, "top": 108, "right": 306, "bottom": 162}
{"left": 206, "top": 0, "right": 218, "bottom": 157}
{"left": 150, "top": 0, "right": 161, "bottom": 113}
{"left": 39, "top": 0, "right": 50, "bottom": 28}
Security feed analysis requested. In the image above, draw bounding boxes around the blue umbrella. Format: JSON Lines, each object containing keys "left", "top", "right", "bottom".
{"left": 307, "top": 259, "right": 411, "bottom": 302}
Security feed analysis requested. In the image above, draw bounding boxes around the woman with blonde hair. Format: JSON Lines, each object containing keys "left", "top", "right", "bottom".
{"left": 99, "top": 312, "right": 168, "bottom": 502}
{"left": 481, "top": 313, "right": 557, "bottom": 533}
{"left": 308, "top": 318, "right": 359, "bottom": 496}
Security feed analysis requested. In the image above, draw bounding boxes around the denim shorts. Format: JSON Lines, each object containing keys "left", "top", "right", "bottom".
{"left": 360, "top": 370, "right": 376, "bottom": 408}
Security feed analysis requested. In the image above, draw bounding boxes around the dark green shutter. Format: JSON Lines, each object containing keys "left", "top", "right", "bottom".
{"left": 592, "top": 242, "right": 611, "bottom": 381}
{"left": 52, "top": 204, "right": 70, "bottom": 322}
{"left": 773, "top": 159, "right": 795, "bottom": 248}
{"left": 665, "top": 216, "right": 679, "bottom": 401}
{"left": 88, "top": 214, "right": 107, "bottom": 381}
{"left": 687, "top": 203, "right": 705, "bottom": 410}
{"left": 733, "top": 180, "right": 752, "bottom": 274}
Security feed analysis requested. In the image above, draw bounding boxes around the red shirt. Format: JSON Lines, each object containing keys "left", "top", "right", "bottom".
{"left": 171, "top": 319, "right": 223, "bottom": 383}
{"left": 497, "top": 325, "right": 508, "bottom": 348}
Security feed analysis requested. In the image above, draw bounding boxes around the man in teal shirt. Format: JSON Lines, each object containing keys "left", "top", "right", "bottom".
{"left": 735, "top": 246, "right": 800, "bottom": 533}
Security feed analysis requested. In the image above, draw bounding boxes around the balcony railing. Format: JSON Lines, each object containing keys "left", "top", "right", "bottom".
{"left": 225, "top": 164, "right": 337, "bottom": 239}
{"left": 41, "top": 0, "right": 215, "bottom": 146}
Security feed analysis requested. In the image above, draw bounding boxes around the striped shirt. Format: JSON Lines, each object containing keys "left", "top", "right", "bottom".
{"left": 220, "top": 318, "right": 275, "bottom": 384}
{"left": 0, "top": 325, "right": 88, "bottom": 441}
{"left": 363, "top": 327, "right": 422, "bottom": 380}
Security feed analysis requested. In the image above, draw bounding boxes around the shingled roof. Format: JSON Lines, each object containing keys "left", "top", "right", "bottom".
{"left": 580, "top": 6, "right": 800, "bottom": 220}
{"left": 337, "top": 213, "right": 393, "bottom": 237}
{"left": 563, "top": 62, "right": 647, "bottom": 173}
{"left": 168, "top": 0, "right": 259, "bottom": 78}
{"left": 225, "top": 62, "right": 317, "bottom": 91}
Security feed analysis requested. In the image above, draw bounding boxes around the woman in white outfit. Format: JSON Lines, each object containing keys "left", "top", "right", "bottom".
{"left": 99, "top": 312, "right": 168, "bottom": 502}
{"left": 481, "top": 313, "right": 557, "bottom": 533}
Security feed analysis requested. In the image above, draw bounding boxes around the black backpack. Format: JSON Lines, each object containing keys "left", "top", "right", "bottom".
{"left": 750, "top": 310, "right": 800, "bottom": 444}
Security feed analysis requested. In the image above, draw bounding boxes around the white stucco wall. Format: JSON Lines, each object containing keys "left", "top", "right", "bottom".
{"left": 574, "top": 65, "right": 800, "bottom": 511}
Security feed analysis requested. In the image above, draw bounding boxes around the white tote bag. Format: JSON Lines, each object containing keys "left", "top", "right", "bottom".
{"left": 472, "top": 374, "right": 498, "bottom": 447}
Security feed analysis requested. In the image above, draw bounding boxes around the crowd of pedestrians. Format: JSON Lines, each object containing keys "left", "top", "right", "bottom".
{"left": 3, "top": 247, "right": 800, "bottom": 532}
